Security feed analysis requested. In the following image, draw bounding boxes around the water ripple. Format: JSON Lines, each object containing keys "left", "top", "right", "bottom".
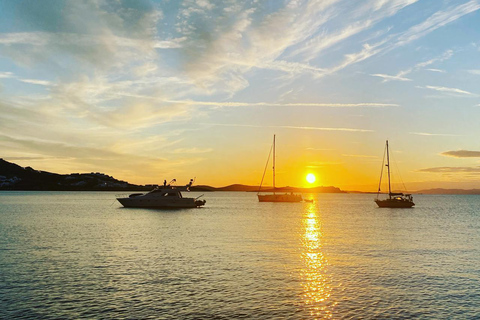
{"left": 0, "top": 192, "right": 479, "bottom": 319}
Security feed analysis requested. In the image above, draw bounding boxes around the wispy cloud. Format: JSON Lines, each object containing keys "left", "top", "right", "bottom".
{"left": 0, "top": 72, "right": 51, "bottom": 86}
{"left": 307, "top": 161, "right": 343, "bottom": 168}
{"left": 306, "top": 148, "right": 335, "bottom": 151}
{"left": 467, "top": 69, "right": 480, "bottom": 75}
{"left": 201, "top": 123, "right": 373, "bottom": 132}
{"left": 441, "top": 150, "right": 480, "bottom": 158}
{"left": 289, "top": 20, "right": 374, "bottom": 61}
{"left": 418, "top": 166, "right": 480, "bottom": 173}
{"left": 426, "top": 68, "right": 446, "bottom": 73}
{"left": 168, "top": 100, "right": 398, "bottom": 108}
{"left": 415, "top": 50, "right": 453, "bottom": 68}
{"left": 171, "top": 147, "right": 213, "bottom": 154}
{"left": 395, "top": 1, "right": 480, "bottom": 47}
{"left": 342, "top": 154, "right": 378, "bottom": 158}
{"left": 0, "top": 133, "right": 166, "bottom": 164}
{"left": 371, "top": 49, "right": 453, "bottom": 82}
{"left": 409, "top": 132, "right": 461, "bottom": 137}
{"left": 19, "top": 79, "right": 52, "bottom": 86}
{"left": 0, "top": 72, "right": 14, "bottom": 79}
{"left": 417, "top": 85, "right": 475, "bottom": 96}
{"left": 3, "top": 156, "right": 73, "bottom": 161}
{"left": 289, "top": 0, "right": 420, "bottom": 61}
{"left": 370, "top": 73, "right": 412, "bottom": 81}
{"left": 0, "top": 0, "right": 165, "bottom": 87}
{"left": 334, "top": 2, "right": 478, "bottom": 76}
{"left": 0, "top": 132, "right": 202, "bottom": 183}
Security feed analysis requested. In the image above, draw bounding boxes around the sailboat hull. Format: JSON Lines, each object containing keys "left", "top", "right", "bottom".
{"left": 375, "top": 199, "right": 414, "bottom": 208}
{"left": 258, "top": 194, "right": 303, "bottom": 202}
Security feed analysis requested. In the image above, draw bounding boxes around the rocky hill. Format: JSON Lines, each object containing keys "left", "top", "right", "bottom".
{"left": 0, "top": 159, "right": 148, "bottom": 191}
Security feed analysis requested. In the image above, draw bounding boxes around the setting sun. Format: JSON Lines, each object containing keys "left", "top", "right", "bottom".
{"left": 306, "top": 173, "right": 316, "bottom": 184}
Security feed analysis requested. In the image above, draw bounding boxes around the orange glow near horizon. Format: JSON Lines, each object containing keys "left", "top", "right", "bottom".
{"left": 6, "top": 134, "right": 448, "bottom": 193}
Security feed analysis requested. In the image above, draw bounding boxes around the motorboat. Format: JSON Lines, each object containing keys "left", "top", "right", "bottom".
{"left": 117, "top": 179, "right": 206, "bottom": 208}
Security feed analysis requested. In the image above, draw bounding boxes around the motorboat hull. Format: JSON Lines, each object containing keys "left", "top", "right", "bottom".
{"left": 258, "top": 194, "right": 303, "bottom": 202}
{"left": 375, "top": 199, "right": 414, "bottom": 208}
{"left": 117, "top": 197, "right": 206, "bottom": 208}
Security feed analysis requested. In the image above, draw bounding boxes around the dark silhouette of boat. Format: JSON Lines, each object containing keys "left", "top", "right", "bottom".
{"left": 117, "top": 179, "right": 206, "bottom": 208}
{"left": 375, "top": 140, "right": 414, "bottom": 208}
{"left": 257, "top": 135, "right": 302, "bottom": 202}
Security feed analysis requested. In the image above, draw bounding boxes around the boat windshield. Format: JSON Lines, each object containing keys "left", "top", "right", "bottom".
{"left": 164, "top": 192, "right": 180, "bottom": 197}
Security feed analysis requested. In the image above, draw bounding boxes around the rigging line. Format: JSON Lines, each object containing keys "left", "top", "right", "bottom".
{"left": 377, "top": 142, "right": 387, "bottom": 198}
{"left": 257, "top": 143, "right": 274, "bottom": 195}
{"left": 391, "top": 146, "right": 408, "bottom": 192}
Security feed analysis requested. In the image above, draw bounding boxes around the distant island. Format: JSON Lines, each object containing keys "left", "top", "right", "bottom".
{"left": 414, "top": 188, "right": 480, "bottom": 195}
{"left": 0, "top": 159, "right": 344, "bottom": 193}
{"left": 3, "top": 159, "right": 480, "bottom": 195}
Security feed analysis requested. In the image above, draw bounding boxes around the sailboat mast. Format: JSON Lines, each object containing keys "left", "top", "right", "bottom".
{"left": 273, "top": 134, "right": 276, "bottom": 195}
{"left": 386, "top": 140, "right": 391, "bottom": 198}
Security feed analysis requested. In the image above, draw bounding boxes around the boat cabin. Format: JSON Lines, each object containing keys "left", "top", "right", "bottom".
{"left": 149, "top": 187, "right": 183, "bottom": 198}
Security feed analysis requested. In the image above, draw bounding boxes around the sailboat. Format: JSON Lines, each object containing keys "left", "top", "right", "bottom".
{"left": 375, "top": 140, "right": 414, "bottom": 208}
{"left": 257, "top": 135, "right": 303, "bottom": 202}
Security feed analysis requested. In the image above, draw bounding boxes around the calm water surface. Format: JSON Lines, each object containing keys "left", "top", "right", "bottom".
{"left": 0, "top": 192, "right": 479, "bottom": 319}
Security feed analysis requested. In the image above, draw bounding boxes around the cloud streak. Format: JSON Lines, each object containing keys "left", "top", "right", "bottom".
{"left": 201, "top": 123, "right": 373, "bottom": 132}
{"left": 370, "top": 73, "right": 412, "bottom": 81}
{"left": 441, "top": 150, "right": 480, "bottom": 158}
{"left": 334, "top": 2, "right": 478, "bottom": 77}
{"left": 417, "top": 85, "right": 476, "bottom": 96}
{"left": 409, "top": 132, "right": 461, "bottom": 137}
{"left": 371, "top": 49, "right": 453, "bottom": 82}
{"left": 419, "top": 166, "right": 480, "bottom": 173}
{"left": 395, "top": 1, "right": 480, "bottom": 47}
{"left": 168, "top": 100, "right": 398, "bottom": 108}
{"left": 342, "top": 154, "right": 378, "bottom": 158}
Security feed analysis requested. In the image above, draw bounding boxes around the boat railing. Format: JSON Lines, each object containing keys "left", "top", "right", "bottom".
{"left": 115, "top": 193, "right": 141, "bottom": 198}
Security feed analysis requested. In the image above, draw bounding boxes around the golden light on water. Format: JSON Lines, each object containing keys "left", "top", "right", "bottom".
{"left": 301, "top": 203, "right": 333, "bottom": 319}
{"left": 306, "top": 173, "right": 316, "bottom": 184}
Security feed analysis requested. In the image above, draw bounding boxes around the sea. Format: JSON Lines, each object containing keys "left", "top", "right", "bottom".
{"left": 0, "top": 191, "right": 479, "bottom": 319}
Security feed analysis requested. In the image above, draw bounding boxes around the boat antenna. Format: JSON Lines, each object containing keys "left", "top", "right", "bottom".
{"left": 257, "top": 139, "right": 274, "bottom": 195}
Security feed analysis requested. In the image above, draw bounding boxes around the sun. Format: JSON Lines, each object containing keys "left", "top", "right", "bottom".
{"left": 306, "top": 173, "right": 316, "bottom": 184}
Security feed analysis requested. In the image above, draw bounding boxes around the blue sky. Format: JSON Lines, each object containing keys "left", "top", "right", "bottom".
{"left": 1, "top": 0, "right": 480, "bottom": 190}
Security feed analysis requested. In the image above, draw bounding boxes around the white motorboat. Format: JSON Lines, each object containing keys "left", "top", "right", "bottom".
{"left": 117, "top": 179, "right": 206, "bottom": 208}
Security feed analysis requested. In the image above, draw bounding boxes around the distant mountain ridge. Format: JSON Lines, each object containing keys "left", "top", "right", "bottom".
{"left": 0, "top": 158, "right": 345, "bottom": 193}
{"left": 192, "top": 184, "right": 344, "bottom": 193}
{"left": 415, "top": 188, "right": 480, "bottom": 195}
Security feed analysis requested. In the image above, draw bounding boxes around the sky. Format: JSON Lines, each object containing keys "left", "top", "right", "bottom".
{"left": 1, "top": 0, "right": 480, "bottom": 191}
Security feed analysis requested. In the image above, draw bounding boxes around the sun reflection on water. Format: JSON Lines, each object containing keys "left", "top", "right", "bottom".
{"left": 301, "top": 203, "right": 334, "bottom": 319}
